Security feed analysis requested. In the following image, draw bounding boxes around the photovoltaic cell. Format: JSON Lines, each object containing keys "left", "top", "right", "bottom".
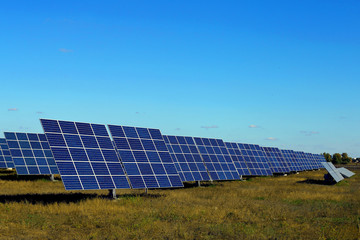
{"left": 4, "top": 132, "right": 59, "bottom": 175}
{"left": 163, "top": 135, "right": 211, "bottom": 182}
{"left": 40, "top": 119, "right": 130, "bottom": 190}
{"left": 0, "top": 138, "right": 14, "bottom": 168}
{"left": 262, "top": 147, "right": 291, "bottom": 173}
{"left": 237, "top": 143, "right": 273, "bottom": 176}
{"left": 224, "top": 142, "right": 251, "bottom": 176}
{"left": 192, "top": 137, "right": 240, "bottom": 181}
{"left": 108, "top": 125, "right": 183, "bottom": 189}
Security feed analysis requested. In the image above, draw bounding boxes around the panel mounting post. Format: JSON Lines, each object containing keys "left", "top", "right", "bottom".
{"left": 239, "top": 175, "right": 243, "bottom": 181}
{"left": 144, "top": 188, "right": 148, "bottom": 194}
{"left": 109, "top": 189, "right": 117, "bottom": 199}
{"left": 197, "top": 181, "right": 201, "bottom": 187}
{"left": 50, "top": 174, "right": 55, "bottom": 181}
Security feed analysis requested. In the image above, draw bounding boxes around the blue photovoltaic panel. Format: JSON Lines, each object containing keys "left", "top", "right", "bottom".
{"left": 0, "top": 138, "right": 14, "bottom": 168}
{"left": 293, "top": 151, "right": 307, "bottom": 171}
{"left": 280, "top": 149, "right": 298, "bottom": 172}
{"left": 317, "top": 154, "right": 327, "bottom": 169}
{"left": 237, "top": 143, "right": 273, "bottom": 176}
{"left": 300, "top": 152, "right": 312, "bottom": 170}
{"left": 4, "top": 132, "right": 59, "bottom": 175}
{"left": 193, "top": 137, "right": 241, "bottom": 181}
{"left": 262, "top": 147, "right": 291, "bottom": 173}
{"left": 289, "top": 150, "right": 303, "bottom": 171}
{"left": 224, "top": 142, "right": 251, "bottom": 176}
{"left": 40, "top": 119, "right": 130, "bottom": 190}
{"left": 108, "top": 125, "right": 183, "bottom": 189}
{"left": 163, "top": 135, "right": 211, "bottom": 182}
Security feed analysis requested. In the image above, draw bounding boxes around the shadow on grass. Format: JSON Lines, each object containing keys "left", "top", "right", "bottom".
{"left": 0, "top": 174, "right": 61, "bottom": 182}
{"left": 297, "top": 179, "right": 336, "bottom": 185}
{"left": 0, "top": 192, "right": 164, "bottom": 205}
{"left": 0, "top": 193, "right": 99, "bottom": 205}
{"left": 183, "top": 181, "right": 220, "bottom": 188}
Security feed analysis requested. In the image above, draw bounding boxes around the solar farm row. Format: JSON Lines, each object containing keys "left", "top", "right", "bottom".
{"left": 0, "top": 119, "right": 328, "bottom": 191}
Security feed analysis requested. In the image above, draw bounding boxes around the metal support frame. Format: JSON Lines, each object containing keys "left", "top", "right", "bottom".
{"left": 144, "top": 188, "right": 148, "bottom": 194}
{"left": 239, "top": 175, "right": 243, "bottom": 181}
{"left": 50, "top": 174, "right": 55, "bottom": 181}
{"left": 108, "top": 189, "right": 117, "bottom": 199}
{"left": 197, "top": 181, "right": 201, "bottom": 187}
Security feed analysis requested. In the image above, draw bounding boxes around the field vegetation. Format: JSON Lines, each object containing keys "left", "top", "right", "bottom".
{"left": 0, "top": 167, "right": 359, "bottom": 240}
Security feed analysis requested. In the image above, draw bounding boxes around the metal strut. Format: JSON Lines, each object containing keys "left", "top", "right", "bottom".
{"left": 109, "top": 189, "right": 117, "bottom": 199}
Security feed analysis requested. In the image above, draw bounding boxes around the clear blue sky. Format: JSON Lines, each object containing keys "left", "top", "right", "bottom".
{"left": 1, "top": 1, "right": 359, "bottom": 157}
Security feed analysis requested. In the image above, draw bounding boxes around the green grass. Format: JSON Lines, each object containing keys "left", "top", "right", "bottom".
{"left": 0, "top": 168, "right": 359, "bottom": 239}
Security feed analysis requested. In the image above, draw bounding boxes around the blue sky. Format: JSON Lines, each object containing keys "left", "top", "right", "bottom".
{"left": 1, "top": 1, "right": 359, "bottom": 157}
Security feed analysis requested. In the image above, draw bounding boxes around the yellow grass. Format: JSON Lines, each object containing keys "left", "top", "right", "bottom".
{"left": 0, "top": 169, "right": 359, "bottom": 240}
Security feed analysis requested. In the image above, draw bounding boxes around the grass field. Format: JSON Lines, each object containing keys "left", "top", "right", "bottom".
{"left": 0, "top": 167, "right": 359, "bottom": 240}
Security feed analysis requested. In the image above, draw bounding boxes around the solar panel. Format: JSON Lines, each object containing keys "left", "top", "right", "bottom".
{"left": 163, "top": 135, "right": 211, "bottom": 182}
{"left": 289, "top": 150, "right": 303, "bottom": 171}
{"left": 0, "top": 138, "right": 14, "bottom": 168}
{"left": 338, "top": 167, "right": 355, "bottom": 178}
{"left": 280, "top": 149, "right": 298, "bottom": 172}
{"left": 321, "top": 162, "right": 344, "bottom": 182}
{"left": 299, "top": 151, "right": 311, "bottom": 170}
{"left": 262, "top": 147, "right": 291, "bottom": 173}
{"left": 40, "top": 119, "right": 130, "bottom": 190}
{"left": 4, "top": 132, "right": 59, "bottom": 175}
{"left": 224, "top": 142, "right": 252, "bottom": 176}
{"left": 108, "top": 125, "right": 183, "bottom": 189}
{"left": 193, "top": 137, "right": 240, "bottom": 180}
{"left": 236, "top": 143, "right": 272, "bottom": 176}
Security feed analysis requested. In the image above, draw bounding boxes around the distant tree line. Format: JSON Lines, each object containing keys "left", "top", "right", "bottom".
{"left": 322, "top": 152, "right": 353, "bottom": 164}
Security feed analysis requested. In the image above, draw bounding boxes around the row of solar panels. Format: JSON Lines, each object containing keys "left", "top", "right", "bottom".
{"left": 0, "top": 119, "right": 327, "bottom": 191}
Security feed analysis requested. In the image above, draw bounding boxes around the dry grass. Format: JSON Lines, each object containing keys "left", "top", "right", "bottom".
{"left": 0, "top": 168, "right": 359, "bottom": 240}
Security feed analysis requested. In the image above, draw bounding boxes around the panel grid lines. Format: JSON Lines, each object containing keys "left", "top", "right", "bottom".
{"left": 41, "top": 119, "right": 130, "bottom": 190}
{"left": 4, "top": 132, "right": 59, "bottom": 175}
{"left": 0, "top": 138, "right": 14, "bottom": 168}
{"left": 224, "top": 142, "right": 252, "bottom": 176}
{"left": 236, "top": 143, "right": 273, "bottom": 176}
{"left": 163, "top": 135, "right": 211, "bottom": 182}
{"left": 108, "top": 125, "right": 183, "bottom": 189}
{"left": 192, "top": 137, "right": 240, "bottom": 181}
{"left": 262, "top": 147, "right": 291, "bottom": 173}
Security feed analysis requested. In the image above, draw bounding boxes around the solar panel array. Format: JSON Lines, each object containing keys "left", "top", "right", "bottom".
{"left": 109, "top": 125, "right": 183, "bottom": 189}
{"left": 193, "top": 137, "right": 240, "bottom": 180}
{"left": 41, "top": 119, "right": 130, "bottom": 190}
{"left": 1, "top": 118, "right": 352, "bottom": 191}
{"left": 237, "top": 143, "right": 272, "bottom": 176}
{"left": 262, "top": 147, "right": 291, "bottom": 173}
{"left": 4, "top": 132, "right": 59, "bottom": 175}
{"left": 224, "top": 142, "right": 251, "bottom": 176}
{"left": 163, "top": 135, "right": 211, "bottom": 182}
{"left": 0, "top": 138, "right": 14, "bottom": 168}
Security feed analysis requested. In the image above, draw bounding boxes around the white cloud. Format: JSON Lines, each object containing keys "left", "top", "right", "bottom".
{"left": 8, "top": 108, "right": 18, "bottom": 111}
{"left": 265, "top": 137, "right": 277, "bottom": 141}
{"left": 201, "top": 125, "right": 219, "bottom": 129}
{"left": 59, "top": 48, "right": 73, "bottom": 53}
{"left": 300, "top": 131, "right": 320, "bottom": 136}
{"left": 249, "top": 124, "right": 261, "bottom": 128}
